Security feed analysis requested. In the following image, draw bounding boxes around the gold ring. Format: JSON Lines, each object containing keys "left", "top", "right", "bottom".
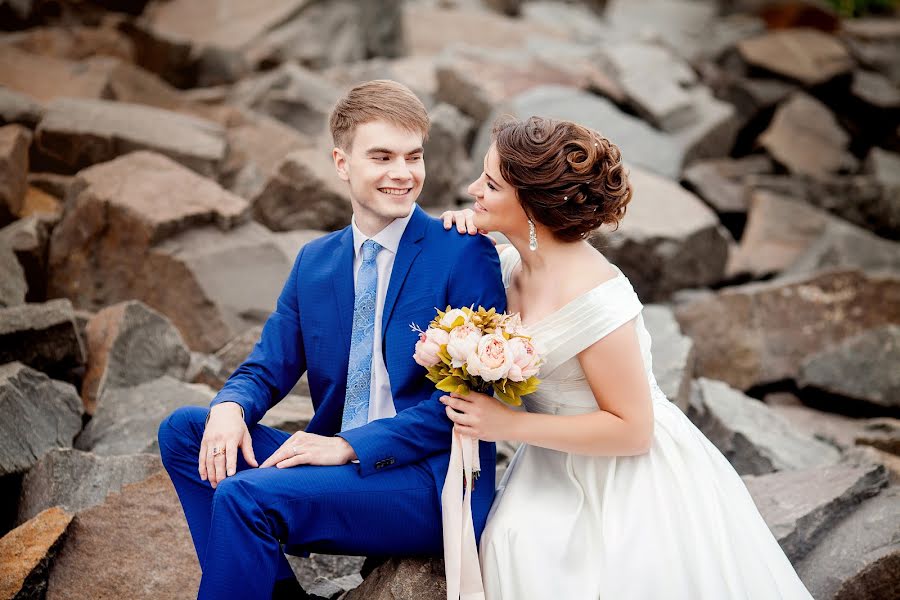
{"left": 212, "top": 446, "right": 225, "bottom": 457}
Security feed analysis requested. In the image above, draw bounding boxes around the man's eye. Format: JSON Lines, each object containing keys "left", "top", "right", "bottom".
{"left": 373, "top": 156, "right": 389, "bottom": 161}
{"left": 407, "top": 155, "right": 422, "bottom": 162}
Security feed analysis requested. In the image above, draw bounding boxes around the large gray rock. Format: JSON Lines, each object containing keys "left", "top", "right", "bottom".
{"left": 323, "top": 56, "right": 438, "bottom": 108}
{"left": 0, "top": 124, "right": 31, "bottom": 226}
{"left": 75, "top": 376, "right": 213, "bottom": 456}
{"left": 0, "top": 214, "right": 56, "bottom": 303}
{"left": 228, "top": 63, "right": 340, "bottom": 138}
{"left": 603, "top": 0, "right": 719, "bottom": 61}
{"left": 736, "top": 28, "right": 854, "bottom": 86}
{"left": 252, "top": 145, "right": 352, "bottom": 232}
{"left": 727, "top": 191, "right": 832, "bottom": 279}
{"left": 593, "top": 166, "right": 733, "bottom": 301}
{"left": 689, "top": 378, "right": 841, "bottom": 475}
{"left": 0, "top": 47, "right": 111, "bottom": 104}
{"left": 285, "top": 553, "right": 365, "bottom": 593}
{"left": 781, "top": 216, "right": 900, "bottom": 278}
{"left": 758, "top": 93, "right": 856, "bottom": 179}
{"left": 0, "top": 362, "right": 83, "bottom": 477}
{"left": 852, "top": 69, "right": 900, "bottom": 110}
{"left": 746, "top": 173, "right": 900, "bottom": 240}
{"left": 798, "top": 326, "right": 900, "bottom": 410}
{"left": 642, "top": 304, "right": 694, "bottom": 411}
{"left": 0, "top": 239, "right": 26, "bottom": 307}
{"left": 243, "top": 0, "right": 366, "bottom": 71}
{"left": 420, "top": 103, "right": 472, "bottom": 209}
{"left": 682, "top": 154, "right": 774, "bottom": 216}
{"left": 0, "top": 85, "right": 44, "bottom": 128}
{"left": 472, "top": 85, "right": 731, "bottom": 182}
{"left": 865, "top": 147, "right": 900, "bottom": 187}
{"left": 344, "top": 557, "right": 445, "bottom": 600}
{"left": 45, "top": 151, "right": 299, "bottom": 353}
{"left": 17, "top": 448, "right": 163, "bottom": 525}
{"left": 220, "top": 109, "right": 312, "bottom": 201}
{"left": 45, "top": 471, "right": 200, "bottom": 600}
{"left": 0, "top": 506, "right": 73, "bottom": 600}
{"left": 35, "top": 97, "right": 226, "bottom": 176}
{"left": 795, "top": 485, "right": 900, "bottom": 600}
{"left": 0, "top": 299, "right": 85, "bottom": 381}
{"left": 743, "top": 460, "right": 888, "bottom": 562}
{"left": 841, "top": 17, "right": 900, "bottom": 87}
{"left": 81, "top": 300, "right": 192, "bottom": 416}
{"left": 259, "top": 394, "right": 315, "bottom": 432}
{"left": 675, "top": 270, "right": 900, "bottom": 391}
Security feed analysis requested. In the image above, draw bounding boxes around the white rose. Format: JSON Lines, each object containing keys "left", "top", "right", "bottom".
{"left": 439, "top": 308, "right": 470, "bottom": 329}
{"left": 446, "top": 324, "right": 482, "bottom": 368}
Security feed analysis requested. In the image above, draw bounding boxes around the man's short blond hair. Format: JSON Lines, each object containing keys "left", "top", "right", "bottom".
{"left": 329, "top": 80, "right": 430, "bottom": 150}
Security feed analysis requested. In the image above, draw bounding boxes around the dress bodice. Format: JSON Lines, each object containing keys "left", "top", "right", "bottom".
{"left": 499, "top": 245, "right": 667, "bottom": 416}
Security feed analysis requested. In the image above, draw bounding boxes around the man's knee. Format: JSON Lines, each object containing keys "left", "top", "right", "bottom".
{"left": 158, "top": 405, "right": 208, "bottom": 458}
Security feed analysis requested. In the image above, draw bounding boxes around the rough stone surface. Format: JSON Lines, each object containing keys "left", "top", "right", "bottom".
{"left": 852, "top": 69, "right": 900, "bottom": 110}
{"left": 82, "top": 300, "right": 192, "bottom": 416}
{"left": 592, "top": 166, "right": 733, "bottom": 301}
{"left": 737, "top": 28, "right": 854, "bottom": 86}
{"left": 0, "top": 506, "right": 73, "bottom": 600}
{"left": 35, "top": 97, "right": 226, "bottom": 176}
{"left": 0, "top": 299, "right": 85, "bottom": 381}
{"left": 603, "top": 0, "right": 721, "bottom": 61}
{"left": 746, "top": 173, "right": 900, "bottom": 240}
{"left": 795, "top": 485, "right": 900, "bottom": 600}
{"left": 420, "top": 102, "right": 472, "bottom": 209}
{"left": 758, "top": 93, "right": 856, "bottom": 179}
{"left": 781, "top": 217, "right": 900, "bottom": 278}
{"left": 675, "top": 270, "right": 900, "bottom": 390}
{"left": 228, "top": 62, "right": 339, "bottom": 137}
{"left": 743, "top": 460, "right": 888, "bottom": 562}
{"left": 642, "top": 304, "right": 694, "bottom": 411}
{"left": 344, "top": 557, "right": 446, "bottom": 600}
{"left": 220, "top": 109, "right": 312, "bottom": 201}
{"left": 17, "top": 448, "right": 163, "bottom": 525}
{"left": 0, "top": 47, "right": 112, "bottom": 103}
{"left": 0, "top": 240, "right": 26, "bottom": 307}
{"left": 689, "top": 378, "right": 841, "bottom": 475}
{"left": 74, "top": 376, "right": 213, "bottom": 456}
{"left": 45, "top": 471, "right": 200, "bottom": 600}
{"left": 798, "top": 326, "right": 900, "bottom": 409}
{"left": 286, "top": 553, "right": 365, "bottom": 593}
{"left": 0, "top": 124, "right": 31, "bottom": 225}
{"left": 0, "top": 214, "right": 56, "bottom": 304}
{"left": 259, "top": 394, "right": 315, "bottom": 432}
{"left": 727, "top": 191, "right": 832, "bottom": 278}
{"left": 682, "top": 154, "right": 774, "bottom": 215}
{"left": 252, "top": 145, "right": 353, "bottom": 231}
{"left": 323, "top": 56, "right": 438, "bottom": 107}
{"left": 0, "top": 85, "right": 44, "bottom": 128}
{"left": 0, "top": 362, "right": 83, "bottom": 477}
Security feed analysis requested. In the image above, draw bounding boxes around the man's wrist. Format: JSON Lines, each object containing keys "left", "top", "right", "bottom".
{"left": 206, "top": 401, "right": 245, "bottom": 425}
{"left": 337, "top": 436, "right": 357, "bottom": 462}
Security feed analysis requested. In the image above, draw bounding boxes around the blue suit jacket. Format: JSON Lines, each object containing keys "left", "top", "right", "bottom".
{"left": 209, "top": 205, "right": 507, "bottom": 533}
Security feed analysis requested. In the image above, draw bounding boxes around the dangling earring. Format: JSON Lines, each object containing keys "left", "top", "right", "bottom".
{"left": 528, "top": 219, "right": 538, "bottom": 252}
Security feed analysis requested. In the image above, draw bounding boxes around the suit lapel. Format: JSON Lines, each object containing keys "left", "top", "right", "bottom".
{"left": 382, "top": 206, "right": 427, "bottom": 338}
{"left": 332, "top": 228, "right": 355, "bottom": 357}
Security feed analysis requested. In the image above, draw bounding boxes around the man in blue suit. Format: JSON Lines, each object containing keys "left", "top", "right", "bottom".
{"left": 157, "top": 79, "right": 505, "bottom": 599}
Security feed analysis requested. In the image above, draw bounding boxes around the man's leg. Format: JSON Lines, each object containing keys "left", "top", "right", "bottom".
{"left": 196, "top": 455, "right": 444, "bottom": 600}
{"left": 157, "top": 406, "right": 298, "bottom": 583}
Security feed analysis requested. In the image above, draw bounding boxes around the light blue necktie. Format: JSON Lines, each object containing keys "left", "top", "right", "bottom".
{"left": 341, "top": 239, "right": 383, "bottom": 431}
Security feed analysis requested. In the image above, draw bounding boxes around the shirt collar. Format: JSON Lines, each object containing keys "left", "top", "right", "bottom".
{"left": 351, "top": 204, "right": 416, "bottom": 259}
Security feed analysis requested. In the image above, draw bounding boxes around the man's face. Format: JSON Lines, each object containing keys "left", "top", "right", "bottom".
{"left": 333, "top": 120, "right": 426, "bottom": 233}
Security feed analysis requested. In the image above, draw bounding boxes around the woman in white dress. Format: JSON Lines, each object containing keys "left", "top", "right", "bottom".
{"left": 439, "top": 116, "right": 814, "bottom": 599}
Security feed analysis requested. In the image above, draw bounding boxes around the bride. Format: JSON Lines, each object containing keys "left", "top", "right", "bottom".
{"left": 439, "top": 116, "right": 814, "bottom": 599}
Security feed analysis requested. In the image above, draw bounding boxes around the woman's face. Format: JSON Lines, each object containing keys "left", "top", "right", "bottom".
{"left": 466, "top": 144, "right": 529, "bottom": 237}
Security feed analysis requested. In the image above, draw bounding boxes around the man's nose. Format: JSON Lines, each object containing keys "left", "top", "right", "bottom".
{"left": 387, "top": 159, "right": 412, "bottom": 180}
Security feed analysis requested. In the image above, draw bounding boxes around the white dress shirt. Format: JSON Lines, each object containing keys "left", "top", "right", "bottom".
{"left": 350, "top": 205, "right": 415, "bottom": 423}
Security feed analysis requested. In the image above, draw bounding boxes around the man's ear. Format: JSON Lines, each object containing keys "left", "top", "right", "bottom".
{"left": 332, "top": 147, "right": 350, "bottom": 182}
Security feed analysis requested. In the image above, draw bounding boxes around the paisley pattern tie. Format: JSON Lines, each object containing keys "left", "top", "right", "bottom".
{"left": 341, "top": 239, "right": 382, "bottom": 431}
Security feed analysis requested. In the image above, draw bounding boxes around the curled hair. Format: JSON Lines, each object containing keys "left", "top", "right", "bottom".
{"left": 492, "top": 116, "right": 633, "bottom": 241}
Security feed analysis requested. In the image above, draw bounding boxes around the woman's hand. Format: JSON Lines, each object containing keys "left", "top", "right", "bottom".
{"left": 440, "top": 208, "right": 484, "bottom": 236}
{"left": 440, "top": 390, "right": 519, "bottom": 442}
{"left": 258, "top": 432, "right": 357, "bottom": 469}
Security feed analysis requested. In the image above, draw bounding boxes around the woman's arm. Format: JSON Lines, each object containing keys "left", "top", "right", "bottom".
{"left": 442, "top": 319, "right": 654, "bottom": 457}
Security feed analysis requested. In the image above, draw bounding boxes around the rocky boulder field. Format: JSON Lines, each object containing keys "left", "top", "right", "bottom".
{"left": 1, "top": 0, "right": 898, "bottom": 598}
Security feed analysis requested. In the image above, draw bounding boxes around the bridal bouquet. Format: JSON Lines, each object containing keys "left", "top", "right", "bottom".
{"left": 412, "top": 305, "right": 542, "bottom": 600}
{"left": 412, "top": 305, "right": 542, "bottom": 406}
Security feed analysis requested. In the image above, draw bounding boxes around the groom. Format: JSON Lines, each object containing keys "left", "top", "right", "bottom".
{"left": 157, "top": 79, "right": 505, "bottom": 599}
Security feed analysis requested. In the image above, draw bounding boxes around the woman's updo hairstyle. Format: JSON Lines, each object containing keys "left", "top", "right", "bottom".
{"left": 491, "top": 116, "right": 633, "bottom": 242}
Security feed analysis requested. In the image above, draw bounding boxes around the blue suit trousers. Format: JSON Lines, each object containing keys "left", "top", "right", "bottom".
{"left": 158, "top": 406, "right": 444, "bottom": 599}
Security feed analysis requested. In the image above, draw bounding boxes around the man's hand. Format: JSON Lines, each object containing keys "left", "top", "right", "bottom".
{"left": 259, "top": 432, "right": 357, "bottom": 469}
{"left": 200, "top": 402, "right": 258, "bottom": 489}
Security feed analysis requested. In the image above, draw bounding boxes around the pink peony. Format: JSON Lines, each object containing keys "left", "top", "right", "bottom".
{"left": 446, "top": 324, "right": 482, "bottom": 368}
{"left": 466, "top": 333, "right": 513, "bottom": 382}
{"left": 506, "top": 337, "right": 541, "bottom": 382}
{"left": 413, "top": 327, "right": 449, "bottom": 367}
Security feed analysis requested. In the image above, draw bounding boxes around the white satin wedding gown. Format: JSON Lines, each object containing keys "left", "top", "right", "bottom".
{"left": 478, "top": 246, "right": 813, "bottom": 599}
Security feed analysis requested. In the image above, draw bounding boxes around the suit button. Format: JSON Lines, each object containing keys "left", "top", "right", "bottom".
{"left": 386, "top": 458, "right": 395, "bottom": 466}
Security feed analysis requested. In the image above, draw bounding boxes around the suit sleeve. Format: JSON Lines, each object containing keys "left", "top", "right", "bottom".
{"left": 337, "top": 235, "right": 507, "bottom": 476}
{"left": 208, "top": 247, "right": 308, "bottom": 426}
